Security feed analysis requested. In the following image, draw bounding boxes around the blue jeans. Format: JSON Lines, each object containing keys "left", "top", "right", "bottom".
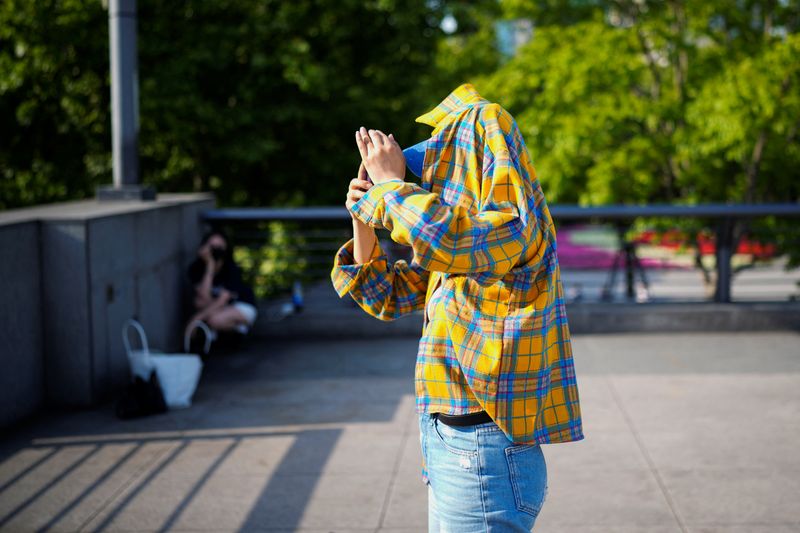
{"left": 419, "top": 413, "right": 548, "bottom": 532}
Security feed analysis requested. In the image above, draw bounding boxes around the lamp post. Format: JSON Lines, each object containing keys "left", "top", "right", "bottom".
{"left": 97, "top": 0, "right": 155, "bottom": 201}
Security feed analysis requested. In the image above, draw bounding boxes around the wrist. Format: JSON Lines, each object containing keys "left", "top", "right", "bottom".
{"left": 352, "top": 216, "right": 373, "bottom": 232}
{"left": 375, "top": 176, "right": 404, "bottom": 185}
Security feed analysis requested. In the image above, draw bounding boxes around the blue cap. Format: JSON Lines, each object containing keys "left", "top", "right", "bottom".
{"left": 402, "top": 139, "right": 428, "bottom": 178}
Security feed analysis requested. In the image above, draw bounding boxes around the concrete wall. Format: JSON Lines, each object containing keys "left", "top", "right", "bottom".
{"left": 0, "top": 193, "right": 215, "bottom": 426}
{"left": 0, "top": 221, "right": 45, "bottom": 428}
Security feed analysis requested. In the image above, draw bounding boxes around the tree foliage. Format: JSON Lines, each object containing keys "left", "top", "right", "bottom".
{"left": 474, "top": 0, "right": 800, "bottom": 207}
{"left": 0, "top": 0, "right": 443, "bottom": 209}
{"left": 0, "top": 0, "right": 109, "bottom": 208}
{"left": 1, "top": 0, "right": 798, "bottom": 214}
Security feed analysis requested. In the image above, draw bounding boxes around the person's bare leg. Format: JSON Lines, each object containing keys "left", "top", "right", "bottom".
{"left": 206, "top": 306, "right": 249, "bottom": 332}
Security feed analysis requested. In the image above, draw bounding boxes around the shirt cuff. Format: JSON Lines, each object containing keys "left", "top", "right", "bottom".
{"left": 349, "top": 179, "right": 407, "bottom": 227}
{"left": 330, "top": 237, "right": 385, "bottom": 297}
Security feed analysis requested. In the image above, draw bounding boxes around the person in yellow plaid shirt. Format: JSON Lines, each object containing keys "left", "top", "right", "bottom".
{"left": 331, "top": 83, "right": 584, "bottom": 531}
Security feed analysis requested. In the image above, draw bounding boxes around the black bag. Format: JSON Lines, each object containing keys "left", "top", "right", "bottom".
{"left": 115, "top": 369, "right": 168, "bottom": 419}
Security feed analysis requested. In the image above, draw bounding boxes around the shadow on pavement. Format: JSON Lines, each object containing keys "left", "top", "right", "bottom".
{"left": 0, "top": 336, "right": 419, "bottom": 531}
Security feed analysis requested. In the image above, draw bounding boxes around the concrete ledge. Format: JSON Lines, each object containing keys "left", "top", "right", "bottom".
{"left": 0, "top": 193, "right": 215, "bottom": 227}
{"left": 255, "top": 303, "right": 425, "bottom": 339}
{"left": 254, "top": 300, "right": 800, "bottom": 338}
{"left": 565, "top": 301, "right": 800, "bottom": 334}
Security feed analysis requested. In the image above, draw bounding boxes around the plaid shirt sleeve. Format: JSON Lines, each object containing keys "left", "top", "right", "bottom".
{"left": 330, "top": 236, "right": 430, "bottom": 321}
{"left": 349, "top": 150, "right": 532, "bottom": 277}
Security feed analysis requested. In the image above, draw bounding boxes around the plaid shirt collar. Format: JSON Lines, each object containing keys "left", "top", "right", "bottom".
{"left": 414, "top": 83, "right": 489, "bottom": 133}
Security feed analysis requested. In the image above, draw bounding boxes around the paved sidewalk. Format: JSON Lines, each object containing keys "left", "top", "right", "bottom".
{"left": 1, "top": 332, "right": 799, "bottom": 532}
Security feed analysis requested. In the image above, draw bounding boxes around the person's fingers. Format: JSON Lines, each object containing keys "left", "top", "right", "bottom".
{"left": 355, "top": 130, "right": 368, "bottom": 160}
{"left": 373, "top": 130, "right": 391, "bottom": 146}
{"left": 347, "top": 190, "right": 365, "bottom": 204}
{"left": 368, "top": 129, "right": 385, "bottom": 146}
{"left": 349, "top": 178, "right": 371, "bottom": 191}
{"left": 359, "top": 126, "right": 372, "bottom": 146}
{"left": 388, "top": 133, "right": 400, "bottom": 147}
{"left": 359, "top": 126, "right": 375, "bottom": 157}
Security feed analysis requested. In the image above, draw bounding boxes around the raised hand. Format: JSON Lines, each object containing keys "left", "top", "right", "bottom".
{"left": 355, "top": 126, "right": 406, "bottom": 185}
{"left": 198, "top": 243, "right": 213, "bottom": 264}
{"left": 346, "top": 163, "right": 374, "bottom": 217}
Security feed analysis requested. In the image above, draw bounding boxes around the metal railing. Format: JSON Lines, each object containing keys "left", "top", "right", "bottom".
{"left": 202, "top": 203, "right": 800, "bottom": 304}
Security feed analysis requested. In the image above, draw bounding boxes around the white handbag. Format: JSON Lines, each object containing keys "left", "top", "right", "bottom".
{"left": 122, "top": 319, "right": 204, "bottom": 409}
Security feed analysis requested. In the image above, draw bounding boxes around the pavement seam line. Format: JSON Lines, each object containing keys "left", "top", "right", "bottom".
{"left": 604, "top": 375, "right": 689, "bottom": 533}
{"left": 374, "top": 404, "right": 415, "bottom": 532}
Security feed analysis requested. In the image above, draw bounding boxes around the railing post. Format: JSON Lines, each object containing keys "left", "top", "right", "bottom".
{"left": 624, "top": 240, "right": 635, "bottom": 300}
{"left": 714, "top": 218, "right": 734, "bottom": 303}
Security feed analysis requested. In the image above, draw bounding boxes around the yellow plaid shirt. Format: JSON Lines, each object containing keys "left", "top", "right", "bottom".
{"left": 331, "top": 83, "right": 584, "bottom": 457}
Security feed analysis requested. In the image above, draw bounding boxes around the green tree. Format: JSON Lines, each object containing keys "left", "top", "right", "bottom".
{"left": 441, "top": 0, "right": 799, "bottom": 293}
{"left": 415, "top": 0, "right": 503, "bottom": 104}
{"left": 0, "top": 0, "right": 445, "bottom": 210}
{"left": 136, "top": 0, "right": 445, "bottom": 207}
{"left": 471, "top": 0, "right": 800, "bottom": 208}
{"left": 0, "top": 0, "right": 110, "bottom": 208}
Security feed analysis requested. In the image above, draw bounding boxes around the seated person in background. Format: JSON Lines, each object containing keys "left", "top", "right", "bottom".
{"left": 185, "top": 230, "right": 257, "bottom": 349}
